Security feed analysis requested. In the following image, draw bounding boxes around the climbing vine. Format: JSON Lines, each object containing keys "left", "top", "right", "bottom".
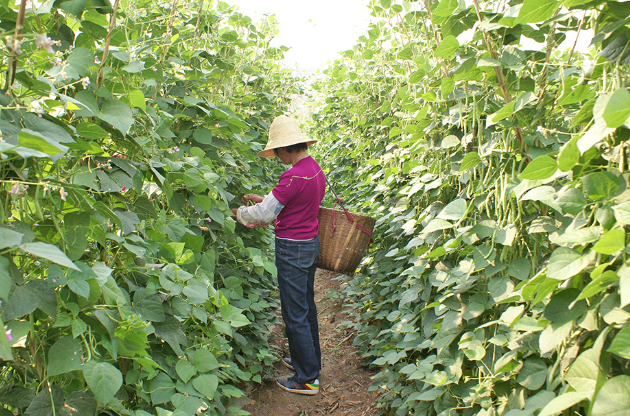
{"left": 309, "top": 0, "right": 630, "bottom": 415}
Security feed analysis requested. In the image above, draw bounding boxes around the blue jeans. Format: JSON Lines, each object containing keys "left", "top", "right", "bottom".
{"left": 275, "top": 235, "right": 321, "bottom": 384}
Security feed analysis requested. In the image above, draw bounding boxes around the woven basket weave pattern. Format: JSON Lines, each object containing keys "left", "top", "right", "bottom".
{"left": 317, "top": 207, "right": 375, "bottom": 274}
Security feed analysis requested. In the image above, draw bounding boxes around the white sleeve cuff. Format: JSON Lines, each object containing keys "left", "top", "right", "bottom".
{"left": 236, "top": 193, "right": 284, "bottom": 228}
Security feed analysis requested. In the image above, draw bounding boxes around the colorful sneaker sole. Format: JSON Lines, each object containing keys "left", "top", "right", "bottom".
{"left": 276, "top": 378, "right": 319, "bottom": 396}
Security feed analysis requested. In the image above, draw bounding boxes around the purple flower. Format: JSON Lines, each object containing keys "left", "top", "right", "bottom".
{"left": 36, "top": 34, "right": 54, "bottom": 54}
{"left": 5, "top": 327, "right": 12, "bottom": 342}
{"left": 9, "top": 184, "right": 18, "bottom": 194}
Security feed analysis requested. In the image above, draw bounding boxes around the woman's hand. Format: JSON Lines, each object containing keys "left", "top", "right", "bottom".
{"left": 241, "top": 193, "right": 263, "bottom": 204}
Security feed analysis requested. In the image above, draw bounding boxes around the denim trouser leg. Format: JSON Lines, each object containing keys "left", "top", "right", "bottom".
{"left": 275, "top": 236, "right": 321, "bottom": 384}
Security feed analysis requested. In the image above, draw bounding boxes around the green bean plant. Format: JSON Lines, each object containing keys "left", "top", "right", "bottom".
{"left": 308, "top": 0, "right": 630, "bottom": 415}
{"left": 0, "top": 1, "right": 301, "bottom": 415}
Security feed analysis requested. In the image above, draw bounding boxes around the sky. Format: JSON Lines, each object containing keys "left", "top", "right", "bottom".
{"left": 224, "top": 1, "right": 594, "bottom": 77}
{"left": 224, "top": 0, "right": 373, "bottom": 76}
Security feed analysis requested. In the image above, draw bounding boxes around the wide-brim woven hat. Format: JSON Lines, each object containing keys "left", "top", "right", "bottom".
{"left": 257, "top": 115, "right": 317, "bottom": 158}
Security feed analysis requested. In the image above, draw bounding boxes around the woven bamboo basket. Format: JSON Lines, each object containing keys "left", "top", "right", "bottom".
{"left": 317, "top": 207, "right": 376, "bottom": 274}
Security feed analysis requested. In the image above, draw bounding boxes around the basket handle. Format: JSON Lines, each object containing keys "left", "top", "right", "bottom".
{"left": 325, "top": 175, "right": 373, "bottom": 239}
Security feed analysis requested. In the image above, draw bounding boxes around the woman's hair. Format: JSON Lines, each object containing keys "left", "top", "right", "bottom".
{"left": 273, "top": 142, "right": 308, "bottom": 156}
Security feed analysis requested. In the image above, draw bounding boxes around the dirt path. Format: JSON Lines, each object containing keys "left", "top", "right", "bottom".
{"left": 240, "top": 269, "right": 379, "bottom": 416}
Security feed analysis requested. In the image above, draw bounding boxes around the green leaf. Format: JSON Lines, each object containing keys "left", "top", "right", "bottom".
{"left": 603, "top": 87, "right": 630, "bottom": 128}
{"left": 539, "top": 392, "right": 589, "bottom": 416}
{"left": 441, "top": 79, "right": 455, "bottom": 97}
{"left": 183, "top": 279, "right": 209, "bottom": 305}
{"left": 557, "top": 188, "right": 587, "bottom": 215}
{"left": 487, "top": 101, "right": 515, "bottom": 127}
{"left": 208, "top": 208, "right": 225, "bottom": 226}
{"left": 591, "top": 375, "right": 630, "bottom": 416}
{"left": 558, "top": 84, "right": 591, "bottom": 106}
{"left": 519, "top": 156, "right": 557, "bottom": 180}
{"left": 192, "top": 374, "right": 219, "bottom": 400}
{"left": 516, "top": 357, "right": 547, "bottom": 390}
{"left": 176, "top": 361, "right": 197, "bottom": 384}
{"left": 20, "top": 242, "right": 80, "bottom": 270}
{"left": 558, "top": 136, "right": 580, "bottom": 172}
{"left": 65, "top": 211, "right": 90, "bottom": 261}
{"left": 608, "top": 325, "right": 630, "bottom": 359}
{"left": 566, "top": 328, "right": 610, "bottom": 396}
{"left": 0, "top": 228, "right": 23, "bottom": 249}
{"left": 516, "top": 0, "right": 558, "bottom": 24}
{"left": 459, "top": 152, "right": 481, "bottom": 171}
{"left": 122, "top": 61, "right": 145, "bottom": 73}
{"left": 58, "top": 0, "right": 86, "bottom": 16}
{"left": 547, "top": 247, "right": 592, "bottom": 280}
{"left": 76, "top": 123, "right": 107, "bottom": 139}
{"left": 614, "top": 201, "right": 630, "bottom": 225}
{"left": 98, "top": 99, "right": 133, "bottom": 136}
{"left": 422, "top": 219, "right": 453, "bottom": 234}
{"left": 25, "top": 385, "right": 64, "bottom": 416}
{"left": 128, "top": 90, "right": 146, "bottom": 111}
{"left": 47, "top": 336, "right": 84, "bottom": 376}
{"left": 60, "top": 392, "right": 96, "bottom": 416}
{"left": 552, "top": 226, "right": 600, "bottom": 245}
{"left": 434, "top": 36, "right": 458, "bottom": 59}
{"left": 582, "top": 172, "right": 619, "bottom": 201}
{"left": 149, "top": 372, "right": 175, "bottom": 405}
{"left": 83, "top": 361, "right": 122, "bottom": 403}
{"left": 437, "top": 199, "right": 467, "bottom": 221}
{"left": 544, "top": 288, "right": 586, "bottom": 323}
{"left": 0, "top": 257, "right": 11, "bottom": 302}
{"left": 440, "top": 134, "right": 459, "bottom": 148}
{"left": 592, "top": 229, "right": 625, "bottom": 255}
{"left": 193, "top": 349, "right": 220, "bottom": 373}
{"left": 193, "top": 128, "right": 213, "bottom": 144}
{"left": 18, "top": 131, "right": 67, "bottom": 157}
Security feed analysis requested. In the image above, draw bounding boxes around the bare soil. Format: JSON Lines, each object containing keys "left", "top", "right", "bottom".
{"left": 240, "top": 269, "right": 379, "bottom": 416}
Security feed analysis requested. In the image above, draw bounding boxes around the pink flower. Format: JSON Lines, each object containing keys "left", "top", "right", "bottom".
{"left": 59, "top": 187, "right": 67, "bottom": 201}
{"left": 5, "top": 327, "right": 12, "bottom": 342}
{"left": 121, "top": 186, "right": 127, "bottom": 193}
{"left": 9, "top": 184, "right": 18, "bottom": 194}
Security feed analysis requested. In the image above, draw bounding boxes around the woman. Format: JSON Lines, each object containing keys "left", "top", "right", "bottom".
{"left": 231, "top": 115, "right": 325, "bottom": 395}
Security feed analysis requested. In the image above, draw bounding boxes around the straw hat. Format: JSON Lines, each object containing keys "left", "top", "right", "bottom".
{"left": 257, "top": 115, "right": 317, "bottom": 158}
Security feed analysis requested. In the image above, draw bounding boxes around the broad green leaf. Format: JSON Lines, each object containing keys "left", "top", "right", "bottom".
{"left": 582, "top": 172, "right": 619, "bottom": 201}
{"left": 558, "top": 84, "right": 590, "bottom": 106}
{"left": 98, "top": 99, "right": 133, "bottom": 136}
{"left": 557, "top": 188, "right": 587, "bottom": 215}
{"left": 192, "top": 374, "right": 219, "bottom": 399}
{"left": 514, "top": 91, "right": 537, "bottom": 112}
{"left": 566, "top": 328, "right": 610, "bottom": 396}
{"left": 58, "top": 0, "right": 86, "bottom": 16}
{"left": 0, "top": 228, "right": 23, "bottom": 249}
{"left": 519, "top": 156, "right": 557, "bottom": 180}
{"left": 76, "top": 123, "right": 107, "bottom": 139}
{"left": 441, "top": 79, "right": 455, "bottom": 98}
{"left": 434, "top": 36, "right": 458, "bottom": 59}
{"left": 603, "top": 87, "right": 630, "bottom": 128}
{"left": 543, "top": 288, "right": 586, "bottom": 323}
{"left": 592, "top": 229, "right": 625, "bottom": 255}
{"left": 551, "top": 226, "right": 600, "bottom": 245}
{"left": 437, "top": 199, "right": 467, "bottom": 221}
{"left": 25, "top": 385, "right": 64, "bottom": 416}
{"left": 608, "top": 325, "right": 630, "bottom": 359}
{"left": 18, "top": 130, "right": 67, "bottom": 157}
{"left": 422, "top": 219, "right": 453, "bottom": 234}
{"left": 0, "top": 257, "right": 11, "bottom": 302}
{"left": 521, "top": 186, "right": 556, "bottom": 201}
{"left": 171, "top": 394, "right": 202, "bottom": 416}
{"left": 176, "top": 360, "right": 197, "bottom": 384}
{"left": 516, "top": 0, "right": 558, "bottom": 24}
{"left": 547, "top": 247, "right": 592, "bottom": 280}
{"left": 459, "top": 152, "right": 481, "bottom": 171}
{"left": 516, "top": 357, "right": 547, "bottom": 390}
{"left": 507, "top": 257, "right": 531, "bottom": 280}
{"left": 183, "top": 279, "right": 209, "bottom": 305}
{"left": 591, "top": 376, "right": 630, "bottom": 416}
{"left": 47, "top": 336, "right": 84, "bottom": 376}
{"left": 487, "top": 101, "right": 515, "bottom": 127}
{"left": 539, "top": 321, "right": 572, "bottom": 354}
{"left": 60, "top": 392, "right": 96, "bottom": 416}
{"left": 128, "top": 89, "right": 146, "bottom": 111}
{"left": 558, "top": 136, "right": 580, "bottom": 172}
{"left": 149, "top": 372, "right": 175, "bottom": 405}
{"left": 539, "top": 392, "right": 589, "bottom": 416}
{"left": 20, "top": 242, "right": 80, "bottom": 270}
{"left": 83, "top": 361, "right": 123, "bottom": 403}
{"left": 193, "top": 128, "right": 213, "bottom": 144}
{"left": 614, "top": 201, "right": 630, "bottom": 225}
{"left": 440, "top": 134, "right": 459, "bottom": 148}
{"left": 193, "top": 349, "right": 219, "bottom": 373}
{"left": 122, "top": 61, "right": 145, "bottom": 73}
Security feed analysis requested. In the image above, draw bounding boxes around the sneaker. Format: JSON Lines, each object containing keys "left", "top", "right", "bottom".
{"left": 276, "top": 376, "right": 319, "bottom": 396}
{"left": 282, "top": 357, "right": 294, "bottom": 371}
